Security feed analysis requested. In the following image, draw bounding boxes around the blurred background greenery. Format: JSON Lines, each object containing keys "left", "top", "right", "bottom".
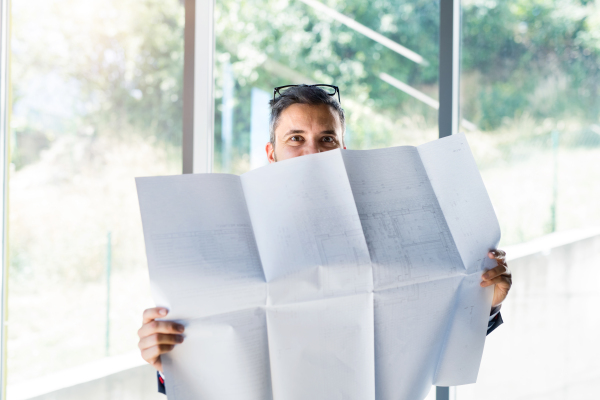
{"left": 7, "top": 0, "right": 600, "bottom": 387}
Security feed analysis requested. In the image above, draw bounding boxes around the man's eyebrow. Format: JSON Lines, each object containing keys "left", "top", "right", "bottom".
{"left": 282, "top": 130, "right": 305, "bottom": 137}
{"left": 282, "top": 129, "right": 339, "bottom": 138}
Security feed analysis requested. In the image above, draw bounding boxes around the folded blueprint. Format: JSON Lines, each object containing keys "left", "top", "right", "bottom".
{"left": 136, "top": 133, "right": 500, "bottom": 400}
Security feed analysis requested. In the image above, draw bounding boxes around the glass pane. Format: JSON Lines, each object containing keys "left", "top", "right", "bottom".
{"left": 458, "top": 1, "right": 600, "bottom": 399}
{"left": 8, "top": 0, "right": 183, "bottom": 394}
{"left": 214, "top": 0, "right": 441, "bottom": 174}
{"left": 460, "top": 0, "right": 600, "bottom": 245}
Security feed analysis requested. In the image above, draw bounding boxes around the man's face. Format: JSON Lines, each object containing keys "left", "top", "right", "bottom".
{"left": 265, "top": 103, "right": 345, "bottom": 163}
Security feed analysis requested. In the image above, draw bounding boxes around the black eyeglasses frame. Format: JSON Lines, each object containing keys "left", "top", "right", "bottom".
{"left": 273, "top": 84, "right": 341, "bottom": 104}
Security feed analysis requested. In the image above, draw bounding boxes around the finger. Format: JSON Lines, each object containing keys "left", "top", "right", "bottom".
{"left": 138, "top": 333, "right": 184, "bottom": 351}
{"left": 141, "top": 344, "right": 175, "bottom": 364}
{"left": 488, "top": 249, "right": 506, "bottom": 260}
{"left": 151, "top": 358, "right": 163, "bottom": 373}
{"left": 151, "top": 357, "right": 163, "bottom": 373}
{"left": 138, "top": 320, "right": 185, "bottom": 339}
{"left": 480, "top": 275, "right": 511, "bottom": 288}
{"left": 142, "top": 307, "right": 169, "bottom": 324}
{"left": 482, "top": 265, "right": 509, "bottom": 280}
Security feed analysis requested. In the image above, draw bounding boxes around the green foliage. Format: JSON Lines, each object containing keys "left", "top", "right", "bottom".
{"left": 12, "top": 0, "right": 184, "bottom": 150}
{"left": 462, "top": 0, "right": 600, "bottom": 128}
{"left": 11, "top": 0, "right": 600, "bottom": 156}
{"left": 210, "top": 0, "right": 600, "bottom": 152}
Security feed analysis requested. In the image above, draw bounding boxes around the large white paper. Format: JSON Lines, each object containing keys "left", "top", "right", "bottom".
{"left": 136, "top": 174, "right": 266, "bottom": 321}
{"left": 136, "top": 133, "right": 500, "bottom": 400}
{"left": 241, "top": 150, "right": 372, "bottom": 305}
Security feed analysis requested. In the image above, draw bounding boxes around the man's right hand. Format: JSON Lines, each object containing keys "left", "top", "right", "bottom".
{"left": 138, "top": 307, "right": 185, "bottom": 372}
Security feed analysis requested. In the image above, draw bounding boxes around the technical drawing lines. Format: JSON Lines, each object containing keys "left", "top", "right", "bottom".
{"left": 315, "top": 229, "right": 371, "bottom": 269}
{"left": 358, "top": 198, "right": 464, "bottom": 288}
{"left": 348, "top": 174, "right": 429, "bottom": 197}
{"left": 151, "top": 226, "right": 261, "bottom": 270}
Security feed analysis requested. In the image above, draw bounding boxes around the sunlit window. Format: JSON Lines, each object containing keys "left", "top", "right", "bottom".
{"left": 213, "top": 0, "right": 441, "bottom": 174}
{"left": 458, "top": 1, "right": 600, "bottom": 398}
{"left": 8, "top": 0, "right": 183, "bottom": 394}
{"left": 3, "top": 0, "right": 598, "bottom": 398}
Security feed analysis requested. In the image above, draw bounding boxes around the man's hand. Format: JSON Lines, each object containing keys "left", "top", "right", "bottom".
{"left": 138, "top": 307, "right": 185, "bottom": 372}
{"left": 480, "top": 249, "right": 512, "bottom": 307}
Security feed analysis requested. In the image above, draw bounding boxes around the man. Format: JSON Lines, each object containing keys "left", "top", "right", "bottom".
{"left": 137, "top": 84, "right": 512, "bottom": 393}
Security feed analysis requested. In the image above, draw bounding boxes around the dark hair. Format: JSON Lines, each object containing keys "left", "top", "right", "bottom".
{"left": 269, "top": 84, "right": 345, "bottom": 147}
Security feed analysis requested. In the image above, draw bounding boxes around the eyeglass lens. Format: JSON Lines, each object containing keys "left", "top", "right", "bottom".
{"left": 309, "top": 85, "right": 334, "bottom": 95}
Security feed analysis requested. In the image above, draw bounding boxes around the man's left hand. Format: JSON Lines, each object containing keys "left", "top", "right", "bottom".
{"left": 481, "top": 249, "right": 512, "bottom": 307}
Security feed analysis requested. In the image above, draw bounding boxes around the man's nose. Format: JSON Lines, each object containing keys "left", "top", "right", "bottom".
{"left": 301, "top": 140, "right": 320, "bottom": 155}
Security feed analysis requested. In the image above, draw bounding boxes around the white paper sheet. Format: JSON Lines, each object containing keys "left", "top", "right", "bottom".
{"left": 162, "top": 307, "right": 272, "bottom": 399}
{"left": 241, "top": 150, "right": 372, "bottom": 305}
{"left": 267, "top": 293, "right": 375, "bottom": 400}
{"left": 417, "top": 135, "right": 500, "bottom": 385}
{"left": 136, "top": 133, "right": 500, "bottom": 400}
{"left": 136, "top": 174, "right": 266, "bottom": 321}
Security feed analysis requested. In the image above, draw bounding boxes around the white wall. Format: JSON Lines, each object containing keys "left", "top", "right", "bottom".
{"left": 458, "top": 227, "right": 600, "bottom": 400}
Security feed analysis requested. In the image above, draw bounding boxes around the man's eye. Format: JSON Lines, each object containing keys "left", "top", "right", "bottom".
{"left": 322, "top": 136, "right": 336, "bottom": 143}
{"left": 290, "top": 136, "right": 303, "bottom": 142}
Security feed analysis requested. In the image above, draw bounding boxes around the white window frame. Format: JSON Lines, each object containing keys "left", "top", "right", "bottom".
{"left": 439, "top": 0, "right": 461, "bottom": 140}
{"left": 0, "top": 0, "right": 9, "bottom": 397}
{"left": 183, "top": 0, "right": 215, "bottom": 174}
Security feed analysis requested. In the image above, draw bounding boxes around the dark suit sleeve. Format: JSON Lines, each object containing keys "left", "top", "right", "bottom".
{"left": 157, "top": 371, "right": 166, "bottom": 394}
{"left": 486, "top": 312, "right": 503, "bottom": 335}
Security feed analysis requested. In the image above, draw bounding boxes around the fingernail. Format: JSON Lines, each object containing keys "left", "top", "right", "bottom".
{"left": 482, "top": 273, "right": 488, "bottom": 279}
{"left": 480, "top": 281, "right": 485, "bottom": 286}
{"left": 159, "top": 309, "right": 168, "bottom": 316}
{"left": 176, "top": 325, "right": 185, "bottom": 333}
{"left": 176, "top": 335, "right": 184, "bottom": 343}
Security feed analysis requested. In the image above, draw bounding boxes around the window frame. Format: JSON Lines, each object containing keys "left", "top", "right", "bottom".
{"left": 0, "top": 0, "right": 10, "bottom": 397}
{"left": 183, "top": 0, "right": 215, "bottom": 174}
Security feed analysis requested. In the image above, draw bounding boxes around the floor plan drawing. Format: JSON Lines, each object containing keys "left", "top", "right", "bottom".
{"left": 358, "top": 199, "right": 464, "bottom": 289}
{"left": 136, "top": 134, "right": 501, "bottom": 400}
{"left": 151, "top": 227, "right": 260, "bottom": 270}
{"left": 342, "top": 146, "right": 465, "bottom": 291}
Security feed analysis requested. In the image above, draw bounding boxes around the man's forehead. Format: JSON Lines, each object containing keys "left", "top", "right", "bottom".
{"left": 278, "top": 103, "right": 341, "bottom": 129}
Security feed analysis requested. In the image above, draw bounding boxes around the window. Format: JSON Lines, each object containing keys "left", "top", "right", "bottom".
{"left": 457, "top": 1, "right": 600, "bottom": 399}
{"left": 3, "top": 0, "right": 598, "bottom": 398}
{"left": 213, "top": 0, "right": 441, "bottom": 174}
{"left": 460, "top": 0, "right": 600, "bottom": 246}
{"left": 7, "top": 0, "right": 183, "bottom": 394}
